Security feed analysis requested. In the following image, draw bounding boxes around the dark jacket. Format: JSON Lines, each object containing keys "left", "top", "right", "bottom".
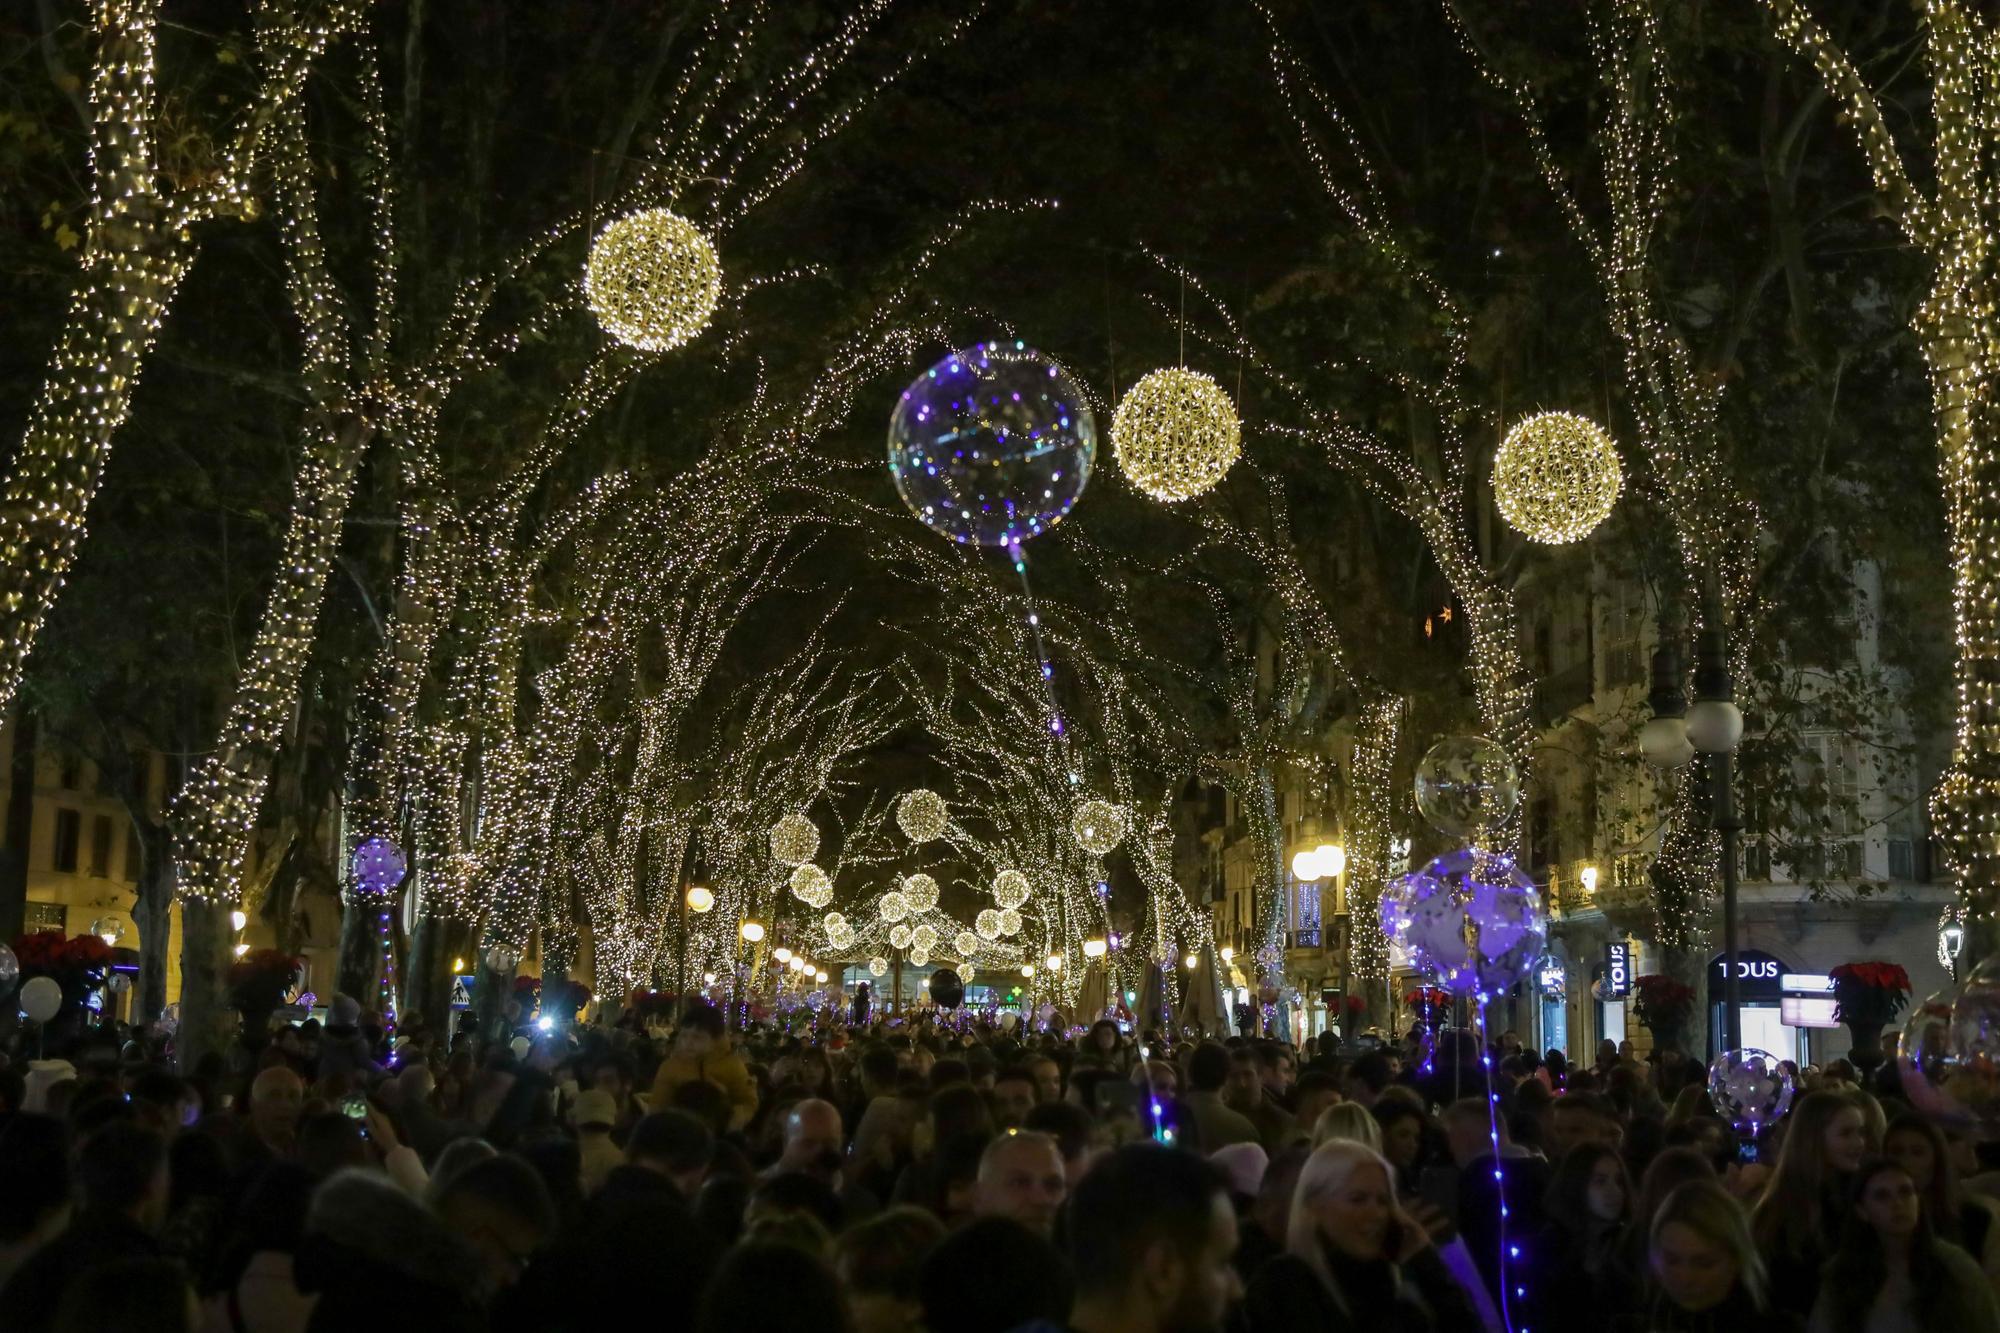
{"left": 0, "top": 1209, "right": 161, "bottom": 1333}
{"left": 1243, "top": 1241, "right": 1481, "bottom": 1333}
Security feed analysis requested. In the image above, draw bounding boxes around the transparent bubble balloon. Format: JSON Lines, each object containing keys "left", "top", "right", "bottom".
{"left": 0, "top": 942, "right": 17, "bottom": 991}
{"left": 485, "top": 945, "right": 521, "bottom": 972}
{"left": 108, "top": 972, "right": 131, "bottom": 995}
{"left": 1897, "top": 990, "right": 1967, "bottom": 1126}
{"left": 90, "top": 917, "right": 126, "bottom": 946}
{"left": 1947, "top": 959, "right": 2000, "bottom": 1129}
{"left": 1414, "top": 735, "right": 1521, "bottom": 839}
{"left": 1379, "top": 847, "right": 1544, "bottom": 997}
{"left": 1708, "top": 1048, "right": 1797, "bottom": 1135}
{"left": 351, "top": 837, "right": 407, "bottom": 896}
{"left": 887, "top": 341, "right": 1096, "bottom": 547}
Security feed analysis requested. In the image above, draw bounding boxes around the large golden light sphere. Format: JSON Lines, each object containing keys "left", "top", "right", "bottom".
{"left": 903, "top": 873, "right": 939, "bottom": 913}
{"left": 790, "top": 864, "right": 833, "bottom": 908}
{"left": 880, "top": 891, "right": 910, "bottom": 924}
{"left": 954, "top": 930, "right": 980, "bottom": 956}
{"left": 770, "top": 813, "right": 819, "bottom": 866}
{"left": 869, "top": 956, "right": 889, "bottom": 977}
{"left": 912, "top": 924, "right": 939, "bottom": 952}
{"left": 976, "top": 908, "right": 1004, "bottom": 940}
{"left": 992, "top": 869, "right": 1030, "bottom": 910}
{"left": 584, "top": 207, "right": 722, "bottom": 352}
{"left": 897, "top": 789, "right": 948, "bottom": 842}
{"left": 1073, "top": 799, "right": 1129, "bottom": 855}
{"left": 1111, "top": 367, "right": 1242, "bottom": 502}
{"left": 1492, "top": 410, "right": 1623, "bottom": 544}
{"left": 890, "top": 923, "right": 913, "bottom": 950}
{"left": 685, "top": 885, "right": 715, "bottom": 913}
{"left": 998, "top": 908, "right": 1023, "bottom": 937}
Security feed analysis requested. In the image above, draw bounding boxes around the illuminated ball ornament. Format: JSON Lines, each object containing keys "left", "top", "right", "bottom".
{"left": 887, "top": 341, "right": 1096, "bottom": 547}
{"left": 1110, "top": 367, "right": 1241, "bottom": 502}
{"left": 890, "top": 924, "right": 913, "bottom": 950}
{"left": 880, "top": 891, "right": 910, "bottom": 924}
{"left": 770, "top": 813, "right": 819, "bottom": 866}
{"left": 1379, "top": 847, "right": 1545, "bottom": 997}
{"left": 789, "top": 864, "right": 833, "bottom": 908}
{"left": 992, "top": 869, "right": 1030, "bottom": 910}
{"left": 1492, "top": 410, "right": 1623, "bottom": 545}
{"left": 912, "top": 924, "right": 939, "bottom": 952}
{"left": 351, "top": 837, "right": 407, "bottom": 896}
{"left": 976, "top": 908, "right": 1004, "bottom": 941}
{"left": 998, "top": 908, "right": 1023, "bottom": 937}
{"left": 954, "top": 930, "right": 980, "bottom": 956}
{"left": 903, "top": 874, "right": 939, "bottom": 913}
{"left": 869, "top": 956, "right": 889, "bottom": 977}
{"left": 897, "top": 789, "right": 948, "bottom": 843}
{"left": 1073, "top": 799, "right": 1128, "bottom": 855}
{"left": 584, "top": 207, "right": 722, "bottom": 352}
{"left": 1414, "top": 735, "right": 1521, "bottom": 840}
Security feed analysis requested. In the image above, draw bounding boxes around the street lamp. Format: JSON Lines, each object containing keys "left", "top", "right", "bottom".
{"left": 1083, "top": 938, "right": 1107, "bottom": 959}
{"left": 1942, "top": 909, "right": 1968, "bottom": 981}
{"left": 741, "top": 920, "right": 765, "bottom": 943}
{"left": 1642, "top": 589, "right": 1746, "bottom": 1055}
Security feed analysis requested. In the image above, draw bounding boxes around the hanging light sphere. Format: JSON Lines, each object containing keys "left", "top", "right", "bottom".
{"left": 584, "top": 207, "right": 722, "bottom": 352}
{"left": 903, "top": 874, "right": 940, "bottom": 913}
{"left": 1414, "top": 735, "right": 1521, "bottom": 840}
{"left": 954, "top": 930, "right": 980, "bottom": 956}
{"left": 992, "top": 869, "right": 1031, "bottom": 910}
{"left": 822, "top": 911, "right": 848, "bottom": 936}
{"left": 880, "top": 891, "right": 911, "bottom": 924}
{"left": 869, "top": 956, "right": 890, "bottom": 977}
{"left": 740, "top": 920, "right": 766, "bottom": 943}
{"left": 1111, "top": 366, "right": 1242, "bottom": 502}
{"left": 998, "top": 908, "right": 1023, "bottom": 937}
{"left": 888, "top": 341, "right": 1096, "bottom": 547}
{"left": 685, "top": 885, "right": 716, "bottom": 913}
{"left": 976, "top": 908, "right": 1004, "bottom": 941}
{"left": 909, "top": 948, "right": 931, "bottom": 968}
{"left": 1492, "top": 410, "right": 1623, "bottom": 545}
{"left": 890, "top": 923, "right": 914, "bottom": 950}
{"left": 912, "top": 924, "right": 939, "bottom": 952}
{"left": 770, "top": 813, "right": 820, "bottom": 866}
{"left": 351, "top": 836, "right": 407, "bottom": 896}
{"left": 1073, "top": 799, "right": 1129, "bottom": 855}
{"left": 897, "top": 789, "right": 948, "bottom": 842}
{"left": 790, "top": 864, "right": 833, "bottom": 908}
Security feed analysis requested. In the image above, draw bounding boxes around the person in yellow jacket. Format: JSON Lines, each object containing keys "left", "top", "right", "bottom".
{"left": 648, "top": 1001, "right": 758, "bottom": 1131}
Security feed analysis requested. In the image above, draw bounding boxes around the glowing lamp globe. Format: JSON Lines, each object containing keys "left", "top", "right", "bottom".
{"left": 1111, "top": 367, "right": 1241, "bottom": 501}
{"left": 887, "top": 341, "right": 1096, "bottom": 547}
{"left": 686, "top": 885, "right": 716, "bottom": 913}
{"left": 1492, "top": 410, "right": 1623, "bottom": 544}
{"left": 1073, "top": 799, "right": 1129, "bottom": 855}
{"left": 770, "top": 813, "right": 819, "bottom": 866}
{"left": 774, "top": 947, "right": 793, "bottom": 964}
{"left": 1414, "top": 735, "right": 1521, "bottom": 839}
{"left": 1317, "top": 844, "right": 1347, "bottom": 876}
{"left": 992, "top": 869, "right": 1031, "bottom": 910}
{"left": 789, "top": 864, "right": 833, "bottom": 908}
{"left": 880, "top": 891, "right": 910, "bottom": 924}
{"left": 1291, "top": 849, "right": 1325, "bottom": 881}
{"left": 740, "top": 921, "right": 766, "bottom": 943}
{"left": 1082, "top": 938, "right": 1107, "bottom": 960}
{"left": 584, "top": 207, "right": 722, "bottom": 352}
{"left": 903, "top": 874, "right": 940, "bottom": 913}
{"left": 351, "top": 837, "right": 407, "bottom": 896}
{"left": 1640, "top": 715, "right": 1696, "bottom": 769}
{"left": 1686, "top": 699, "right": 1745, "bottom": 755}
{"left": 897, "top": 789, "right": 948, "bottom": 842}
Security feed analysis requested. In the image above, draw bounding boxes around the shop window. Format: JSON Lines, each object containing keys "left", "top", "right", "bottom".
{"left": 125, "top": 825, "right": 143, "bottom": 883}
{"left": 88, "top": 814, "right": 112, "bottom": 878}
{"left": 52, "top": 809, "right": 80, "bottom": 873}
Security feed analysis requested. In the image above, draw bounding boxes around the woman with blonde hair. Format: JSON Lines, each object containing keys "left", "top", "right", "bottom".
{"left": 1645, "top": 1179, "right": 1773, "bottom": 1327}
{"left": 1243, "top": 1140, "right": 1479, "bottom": 1332}
{"left": 1312, "top": 1102, "right": 1384, "bottom": 1153}
{"left": 1752, "top": 1089, "right": 1870, "bottom": 1318}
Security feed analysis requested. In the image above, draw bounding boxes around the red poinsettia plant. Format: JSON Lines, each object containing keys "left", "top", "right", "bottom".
{"left": 1632, "top": 974, "right": 1697, "bottom": 1030}
{"left": 1403, "top": 987, "right": 1450, "bottom": 1009}
{"left": 11, "top": 931, "right": 114, "bottom": 986}
{"left": 1831, "top": 961, "right": 1912, "bottom": 1025}
{"left": 1344, "top": 994, "right": 1367, "bottom": 1015}
{"left": 226, "top": 949, "right": 303, "bottom": 1011}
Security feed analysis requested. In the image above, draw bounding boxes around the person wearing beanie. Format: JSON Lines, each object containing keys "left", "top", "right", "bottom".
{"left": 316, "top": 994, "right": 375, "bottom": 1083}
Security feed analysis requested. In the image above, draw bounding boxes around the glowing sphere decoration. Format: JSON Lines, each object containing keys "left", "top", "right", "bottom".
{"left": 90, "top": 917, "right": 126, "bottom": 946}
{"left": 1414, "top": 735, "right": 1521, "bottom": 839}
{"left": 930, "top": 968, "right": 966, "bottom": 1010}
{"left": 890, "top": 924, "right": 913, "bottom": 950}
{"left": 351, "top": 837, "right": 407, "bottom": 896}
{"left": 1111, "top": 367, "right": 1241, "bottom": 502}
{"left": 584, "top": 207, "right": 722, "bottom": 353}
{"left": 992, "top": 869, "right": 1031, "bottom": 910}
{"left": 789, "top": 864, "right": 833, "bottom": 908}
{"left": 912, "top": 924, "right": 939, "bottom": 953}
{"left": 887, "top": 341, "right": 1096, "bottom": 547}
{"left": 1707, "top": 1048, "right": 1797, "bottom": 1135}
{"left": 909, "top": 949, "right": 930, "bottom": 967}
{"left": 1073, "top": 799, "right": 1129, "bottom": 855}
{"left": 1492, "top": 410, "right": 1623, "bottom": 545}
{"left": 869, "top": 956, "right": 889, "bottom": 978}
{"left": 0, "top": 942, "right": 17, "bottom": 991}
{"left": 1379, "top": 847, "right": 1545, "bottom": 997}
{"left": 880, "top": 891, "right": 910, "bottom": 924}
{"left": 897, "top": 789, "right": 949, "bottom": 843}
{"left": 770, "top": 813, "right": 820, "bottom": 866}
{"left": 19, "top": 976, "right": 61, "bottom": 1024}
{"left": 976, "top": 908, "right": 1004, "bottom": 941}
{"left": 903, "top": 874, "right": 940, "bottom": 913}
{"left": 998, "top": 908, "right": 1023, "bottom": 937}
{"left": 954, "top": 930, "right": 980, "bottom": 956}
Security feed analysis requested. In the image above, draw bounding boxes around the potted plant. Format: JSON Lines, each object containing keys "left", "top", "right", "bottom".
{"left": 1830, "top": 961, "right": 1911, "bottom": 1074}
{"left": 1632, "top": 974, "right": 1697, "bottom": 1053}
{"left": 11, "top": 931, "right": 113, "bottom": 1035}
{"left": 225, "top": 948, "right": 303, "bottom": 1051}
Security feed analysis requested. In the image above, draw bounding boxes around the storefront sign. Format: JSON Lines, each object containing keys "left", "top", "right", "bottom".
{"left": 1780, "top": 972, "right": 1839, "bottom": 1028}
{"left": 1710, "top": 949, "right": 1788, "bottom": 1001}
{"left": 1603, "top": 942, "right": 1632, "bottom": 997}
{"left": 1537, "top": 962, "right": 1566, "bottom": 995}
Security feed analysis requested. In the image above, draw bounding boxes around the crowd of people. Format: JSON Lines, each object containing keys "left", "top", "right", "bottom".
{"left": 2, "top": 996, "right": 2000, "bottom": 1333}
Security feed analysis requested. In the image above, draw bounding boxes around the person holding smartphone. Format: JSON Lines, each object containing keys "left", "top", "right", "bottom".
{"left": 1243, "top": 1140, "right": 1480, "bottom": 1332}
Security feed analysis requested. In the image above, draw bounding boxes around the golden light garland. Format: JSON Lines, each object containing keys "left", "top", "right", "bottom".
{"left": 1110, "top": 367, "right": 1242, "bottom": 502}
{"left": 896, "top": 788, "right": 948, "bottom": 842}
{"left": 584, "top": 207, "right": 722, "bottom": 353}
{"left": 1492, "top": 410, "right": 1623, "bottom": 545}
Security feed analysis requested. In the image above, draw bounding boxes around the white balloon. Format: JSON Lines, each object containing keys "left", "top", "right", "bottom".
{"left": 19, "top": 975, "right": 62, "bottom": 1023}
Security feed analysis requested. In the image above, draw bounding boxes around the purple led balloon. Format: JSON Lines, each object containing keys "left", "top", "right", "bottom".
{"left": 351, "top": 837, "right": 407, "bottom": 896}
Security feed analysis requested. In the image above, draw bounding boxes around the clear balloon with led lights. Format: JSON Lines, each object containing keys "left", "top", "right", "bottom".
{"left": 1897, "top": 991, "right": 1966, "bottom": 1126}
{"left": 1379, "top": 847, "right": 1544, "bottom": 997}
{"left": 1413, "top": 735, "right": 1521, "bottom": 840}
{"left": 887, "top": 341, "right": 1096, "bottom": 547}
{"left": 1708, "top": 1048, "right": 1797, "bottom": 1141}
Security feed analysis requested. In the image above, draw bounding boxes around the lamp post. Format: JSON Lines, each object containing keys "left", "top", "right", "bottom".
{"left": 1642, "top": 586, "right": 1746, "bottom": 1056}
{"left": 679, "top": 884, "right": 713, "bottom": 999}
